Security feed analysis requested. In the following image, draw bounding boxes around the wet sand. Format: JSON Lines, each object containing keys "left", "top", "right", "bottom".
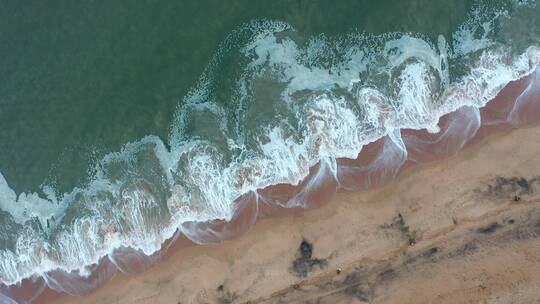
{"left": 47, "top": 122, "right": 540, "bottom": 304}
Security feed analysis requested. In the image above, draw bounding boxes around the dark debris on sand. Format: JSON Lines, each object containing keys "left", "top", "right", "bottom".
{"left": 476, "top": 222, "right": 503, "bottom": 234}
{"left": 341, "top": 272, "right": 372, "bottom": 302}
{"left": 216, "top": 289, "right": 237, "bottom": 304}
{"left": 422, "top": 246, "right": 440, "bottom": 258}
{"left": 486, "top": 176, "right": 540, "bottom": 198}
{"left": 290, "top": 239, "right": 328, "bottom": 277}
{"left": 381, "top": 213, "right": 418, "bottom": 245}
{"left": 212, "top": 282, "right": 237, "bottom": 304}
{"left": 376, "top": 268, "right": 396, "bottom": 282}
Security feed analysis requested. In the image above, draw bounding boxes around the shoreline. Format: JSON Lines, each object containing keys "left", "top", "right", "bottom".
{"left": 3, "top": 66, "right": 540, "bottom": 303}
{"left": 47, "top": 123, "right": 540, "bottom": 303}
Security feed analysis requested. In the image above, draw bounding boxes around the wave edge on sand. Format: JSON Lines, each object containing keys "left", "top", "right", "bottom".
{"left": 0, "top": 1, "right": 539, "bottom": 301}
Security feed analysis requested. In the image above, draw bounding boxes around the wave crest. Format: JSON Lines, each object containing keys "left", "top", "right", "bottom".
{"left": 0, "top": 1, "right": 539, "bottom": 297}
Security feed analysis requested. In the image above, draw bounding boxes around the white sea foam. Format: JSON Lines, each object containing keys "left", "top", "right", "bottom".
{"left": 0, "top": 174, "right": 59, "bottom": 226}
{"left": 0, "top": 3, "right": 539, "bottom": 289}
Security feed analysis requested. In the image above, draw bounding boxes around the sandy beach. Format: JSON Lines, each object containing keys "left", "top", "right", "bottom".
{"left": 2, "top": 2, "right": 540, "bottom": 304}
{"left": 41, "top": 121, "right": 540, "bottom": 304}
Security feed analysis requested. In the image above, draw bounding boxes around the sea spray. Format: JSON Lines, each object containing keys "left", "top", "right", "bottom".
{"left": 0, "top": 0, "right": 538, "bottom": 291}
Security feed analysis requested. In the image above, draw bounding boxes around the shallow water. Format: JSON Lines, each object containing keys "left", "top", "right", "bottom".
{"left": 0, "top": 0, "right": 539, "bottom": 300}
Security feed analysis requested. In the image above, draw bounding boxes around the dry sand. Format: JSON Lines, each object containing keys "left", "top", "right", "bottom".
{"left": 53, "top": 124, "right": 540, "bottom": 304}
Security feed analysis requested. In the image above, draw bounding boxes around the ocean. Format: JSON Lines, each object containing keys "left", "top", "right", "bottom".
{"left": 0, "top": 0, "right": 539, "bottom": 301}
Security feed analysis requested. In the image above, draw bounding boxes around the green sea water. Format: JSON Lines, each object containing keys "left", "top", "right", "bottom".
{"left": 0, "top": 0, "right": 474, "bottom": 195}
{"left": 0, "top": 0, "right": 539, "bottom": 289}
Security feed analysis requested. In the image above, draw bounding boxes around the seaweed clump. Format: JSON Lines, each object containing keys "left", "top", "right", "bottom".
{"left": 290, "top": 240, "right": 327, "bottom": 277}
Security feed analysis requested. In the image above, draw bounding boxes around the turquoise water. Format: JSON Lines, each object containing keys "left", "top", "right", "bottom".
{"left": 0, "top": 0, "right": 539, "bottom": 290}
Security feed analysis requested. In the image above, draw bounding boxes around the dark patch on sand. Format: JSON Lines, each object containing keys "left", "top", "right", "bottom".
{"left": 503, "top": 213, "right": 540, "bottom": 241}
{"left": 333, "top": 267, "right": 395, "bottom": 302}
{"left": 535, "top": 221, "right": 540, "bottom": 233}
{"left": 381, "top": 213, "right": 408, "bottom": 233}
{"left": 451, "top": 242, "right": 478, "bottom": 257}
{"left": 377, "top": 268, "right": 396, "bottom": 282}
{"left": 213, "top": 283, "right": 237, "bottom": 304}
{"left": 290, "top": 240, "right": 328, "bottom": 277}
{"left": 342, "top": 272, "right": 362, "bottom": 285}
{"left": 486, "top": 176, "right": 540, "bottom": 199}
{"left": 381, "top": 213, "right": 418, "bottom": 245}
{"left": 422, "top": 246, "right": 440, "bottom": 258}
{"left": 477, "top": 222, "right": 503, "bottom": 234}
{"left": 343, "top": 284, "right": 371, "bottom": 302}
{"left": 216, "top": 292, "right": 237, "bottom": 304}
{"left": 262, "top": 205, "right": 540, "bottom": 304}
{"left": 405, "top": 246, "right": 443, "bottom": 265}
{"left": 341, "top": 272, "right": 372, "bottom": 302}
{"left": 507, "top": 226, "right": 530, "bottom": 241}
{"left": 516, "top": 178, "right": 530, "bottom": 191}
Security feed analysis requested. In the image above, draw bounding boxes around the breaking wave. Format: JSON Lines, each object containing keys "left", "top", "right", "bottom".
{"left": 0, "top": 0, "right": 539, "bottom": 301}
